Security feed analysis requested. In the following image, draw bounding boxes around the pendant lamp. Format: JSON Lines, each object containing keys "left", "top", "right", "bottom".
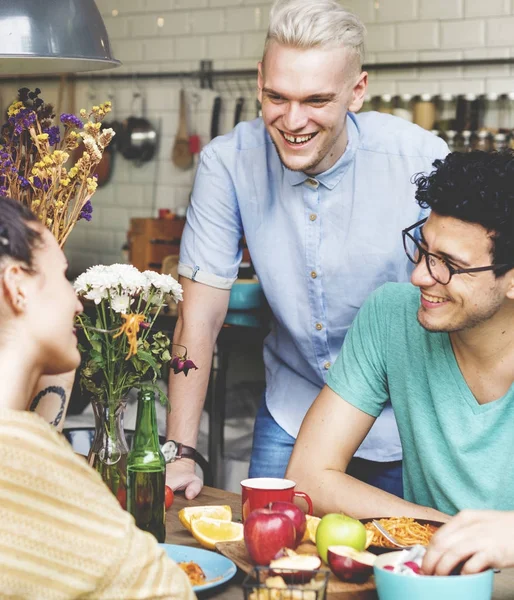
{"left": 0, "top": 0, "right": 120, "bottom": 74}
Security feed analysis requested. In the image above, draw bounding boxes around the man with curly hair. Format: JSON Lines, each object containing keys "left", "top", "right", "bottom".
{"left": 287, "top": 150, "right": 514, "bottom": 526}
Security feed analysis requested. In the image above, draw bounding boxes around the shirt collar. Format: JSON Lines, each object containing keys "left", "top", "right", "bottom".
{"left": 282, "top": 112, "right": 360, "bottom": 189}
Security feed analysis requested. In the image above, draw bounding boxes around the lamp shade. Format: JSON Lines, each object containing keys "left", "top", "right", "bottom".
{"left": 0, "top": 0, "right": 120, "bottom": 74}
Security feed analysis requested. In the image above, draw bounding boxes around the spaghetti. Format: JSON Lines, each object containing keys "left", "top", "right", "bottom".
{"left": 364, "top": 517, "right": 438, "bottom": 548}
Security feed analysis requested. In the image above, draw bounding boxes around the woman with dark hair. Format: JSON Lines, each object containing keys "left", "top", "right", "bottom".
{"left": 0, "top": 196, "right": 194, "bottom": 599}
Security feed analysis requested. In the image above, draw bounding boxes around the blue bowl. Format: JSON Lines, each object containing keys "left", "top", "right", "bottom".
{"left": 228, "top": 279, "right": 264, "bottom": 310}
{"left": 374, "top": 551, "right": 494, "bottom": 600}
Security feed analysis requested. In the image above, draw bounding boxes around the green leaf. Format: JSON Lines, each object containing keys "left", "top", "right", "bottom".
{"left": 136, "top": 349, "right": 159, "bottom": 372}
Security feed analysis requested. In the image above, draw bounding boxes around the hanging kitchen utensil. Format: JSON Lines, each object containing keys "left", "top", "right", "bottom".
{"left": 171, "top": 88, "right": 194, "bottom": 170}
{"left": 210, "top": 95, "right": 222, "bottom": 140}
{"left": 188, "top": 90, "right": 201, "bottom": 157}
{"left": 234, "top": 96, "right": 245, "bottom": 127}
{"left": 117, "top": 89, "right": 157, "bottom": 166}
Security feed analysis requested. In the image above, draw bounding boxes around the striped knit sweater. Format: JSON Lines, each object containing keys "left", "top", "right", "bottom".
{"left": 0, "top": 408, "right": 196, "bottom": 600}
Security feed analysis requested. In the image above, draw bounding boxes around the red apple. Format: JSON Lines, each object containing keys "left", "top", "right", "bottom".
{"left": 244, "top": 508, "right": 297, "bottom": 566}
{"left": 268, "top": 501, "right": 307, "bottom": 547}
{"left": 327, "top": 545, "right": 376, "bottom": 583}
{"left": 270, "top": 554, "right": 322, "bottom": 583}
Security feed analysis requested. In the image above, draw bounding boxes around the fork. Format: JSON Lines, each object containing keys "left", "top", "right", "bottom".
{"left": 371, "top": 520, "right": 414, "bottom": 550}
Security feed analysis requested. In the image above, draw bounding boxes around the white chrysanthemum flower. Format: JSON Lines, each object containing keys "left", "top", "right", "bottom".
{"left": 110, "top": 293, "right": 132, "bottom": 313}
{"left": 142, "top": 271, "right": 183, "bottom": 304}
{"left": 74, "top": 264, "right": 146, "bottom": 299}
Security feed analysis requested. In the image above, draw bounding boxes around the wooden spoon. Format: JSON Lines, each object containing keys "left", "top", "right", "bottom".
{"left": 171, "top": 89, "right": 194, "bottom": 170}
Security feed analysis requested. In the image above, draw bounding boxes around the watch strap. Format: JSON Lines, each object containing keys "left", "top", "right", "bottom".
{"left": 163, "top": 440, "right": 210, "bottom": 476}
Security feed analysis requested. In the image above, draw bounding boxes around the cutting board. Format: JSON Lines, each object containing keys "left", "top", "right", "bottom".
{"left": 215, "top": 540, "right": 378, "bottom": 599}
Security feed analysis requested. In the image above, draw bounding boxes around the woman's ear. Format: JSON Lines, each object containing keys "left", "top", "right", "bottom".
{"left": 2, "top": 262, "right": 28, "bottom": 314}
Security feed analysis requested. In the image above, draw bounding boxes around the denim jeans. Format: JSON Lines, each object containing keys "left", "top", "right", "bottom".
{"left": 249, "top": 397, "right": 404, "bottom": 499}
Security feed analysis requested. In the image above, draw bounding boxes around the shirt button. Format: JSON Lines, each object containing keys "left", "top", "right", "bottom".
{"left": 306, "top": 178, "right": 319, "bottom": 188}
{"left": 315, "top": 323, "right": 323, "bottom": 331}
{"left": 311, "top": 271, "right": 317, "bottom": 279}
{"left": 324, "top": 361, "right": 331, "bottom": 370}
{"left": 310, "top": 213, "right": 317, "bottom": 222}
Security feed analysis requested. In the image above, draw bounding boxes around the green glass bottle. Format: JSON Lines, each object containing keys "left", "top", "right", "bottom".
{"left": 127, "top": 389, "right": 166, "bottom": 542}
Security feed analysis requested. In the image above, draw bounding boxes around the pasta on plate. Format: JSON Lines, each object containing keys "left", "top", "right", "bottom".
{"left": 364, "top": 517, "right": 439, "bottom": 548}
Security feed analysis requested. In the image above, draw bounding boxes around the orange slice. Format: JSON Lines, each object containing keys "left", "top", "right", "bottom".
{"left": 301, "top": 515, "right": 322, "bottom": 543}
{"left": 178, "top": 505, "right": 232, "bottom": 532}
{"left": 190, "top": 517, "right": 244, "bottom": 550}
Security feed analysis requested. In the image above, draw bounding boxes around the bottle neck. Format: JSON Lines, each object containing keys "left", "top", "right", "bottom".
{"left": 133, "top": 393, "right": 160, "bottom": 451}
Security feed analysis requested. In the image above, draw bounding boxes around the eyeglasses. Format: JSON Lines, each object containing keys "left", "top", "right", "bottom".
{"left": 402, "top": 218, "right": 513, "bottom": 285}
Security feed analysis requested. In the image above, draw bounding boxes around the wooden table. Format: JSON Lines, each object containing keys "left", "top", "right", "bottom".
{"left": 167, "top": 487, "right": 514, "bottom": 599}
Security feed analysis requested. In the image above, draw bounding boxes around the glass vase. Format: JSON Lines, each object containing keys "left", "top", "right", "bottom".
{"left": 88, "top": 399, "right": 129, "bottom": 508}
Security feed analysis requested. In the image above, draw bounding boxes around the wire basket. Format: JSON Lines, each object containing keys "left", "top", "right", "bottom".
{"left": 242, "top": 566, "right": 330, "bottom": 600}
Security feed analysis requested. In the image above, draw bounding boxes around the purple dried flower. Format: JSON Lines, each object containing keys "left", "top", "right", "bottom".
{"left": 9, "top": 108, "right": 37, "bottom": 135}
{"left": 32, "top": 176, "right": 43, "bottom": 189}
{"left": 0, "top": 187, "right": 8, "bottom": 196}
{"left": 170, "top": 355, "right": 198, "bottom": 376}
{"left": 44, "top": 125, "right": 60, "bottom": 146}
{"left": 60, "top": 113, "right": 83, "bottom": 129}
{"left": 78, "top": 199, "right": 93, "bottom": 222}
{"left": 18, "top": 176, "right": 30, "bottom": 189}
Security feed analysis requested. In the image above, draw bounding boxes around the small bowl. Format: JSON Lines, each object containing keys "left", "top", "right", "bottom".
{"left": 374, "top": 551, "right": 494, "bottom": 600}
{"left": 228, "top": 279, "right": 264, "bottom": 310}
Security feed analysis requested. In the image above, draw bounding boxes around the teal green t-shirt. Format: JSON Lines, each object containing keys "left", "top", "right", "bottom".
{"left": 326, "top": 282, "right": 514, "bottom": 516}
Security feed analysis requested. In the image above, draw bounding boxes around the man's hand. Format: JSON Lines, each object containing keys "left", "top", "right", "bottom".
{"left": 166, "top": 460, "right": 203, "bottom": 500}
{"left": 422, "top": 510, "right": 514, "bottom": 575}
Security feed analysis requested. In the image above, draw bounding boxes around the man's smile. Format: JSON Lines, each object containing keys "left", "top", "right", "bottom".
{"left": 279, "top": 130, "right": 319, "bottom": 146}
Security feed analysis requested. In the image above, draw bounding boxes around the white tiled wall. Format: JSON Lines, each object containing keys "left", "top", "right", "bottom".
{"left": 56, "top": 0, "right": 514, "bottom": 271}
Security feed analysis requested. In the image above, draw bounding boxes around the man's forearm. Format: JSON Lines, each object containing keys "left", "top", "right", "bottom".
{"left": 166, "top": 319, "right": 217, "bottom": 447}
{"left": 288, "top": 466, "right": 449, "bottom": 522}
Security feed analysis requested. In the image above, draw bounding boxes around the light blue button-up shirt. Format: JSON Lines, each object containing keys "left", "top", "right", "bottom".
{"left": 179, "top": 111, "right": 448, "bottom": 462}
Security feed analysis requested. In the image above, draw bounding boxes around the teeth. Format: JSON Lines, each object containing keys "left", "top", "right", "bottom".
{"left": 422, "top": 293, "right": 447, "bottom": 304}
{"left": 283, "top": 132, "right": 314, "bottom": 144}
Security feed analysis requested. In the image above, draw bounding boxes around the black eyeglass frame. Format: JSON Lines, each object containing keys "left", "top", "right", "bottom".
{"left": 402, "top": 217, "right": 514, "bottom": 285}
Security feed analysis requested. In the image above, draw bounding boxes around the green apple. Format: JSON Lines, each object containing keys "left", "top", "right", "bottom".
{"left": 315, "top": 513, "right": 366, "bottom": 564}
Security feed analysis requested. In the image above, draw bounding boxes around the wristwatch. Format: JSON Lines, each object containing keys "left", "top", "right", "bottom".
{"left": 161, "top": 440, "right": 209, "bottom": 474}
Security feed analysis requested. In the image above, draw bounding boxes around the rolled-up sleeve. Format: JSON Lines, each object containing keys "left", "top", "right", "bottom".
{"left": 179, "top": 147, "right": 243, "bottom": 290}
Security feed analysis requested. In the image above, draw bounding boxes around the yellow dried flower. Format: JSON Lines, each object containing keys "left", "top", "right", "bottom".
{"left": 80, "top": 108, "right": 87, "bottom": 117}
{"left": 43, "top": 155, "right": 53, "bottom": 166}
{"left": 60, "top": 178, "right": 71, "bottom": 187}
{"left": 31, "top": 200, "right": 41, "bottom": 209}
{"left": 68, "top": 166, "right": 79, "bottom": 179}
{"left": 7, "top": 101, "right": 23, "bottom": 116}
{"left": 46, "top": 218, "right": 53, "bottom": 227}
{"left": 36, "top": 133, "right": 49, "bottom": 141}
{"left": 55, "top": 201, "right": 64, "bottom": 209}
{"left": 86, "top": 177, "right": 98, "bottom": 194}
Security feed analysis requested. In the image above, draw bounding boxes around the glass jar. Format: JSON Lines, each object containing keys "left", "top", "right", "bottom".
{"left": 436, "top": 93, "right": 456, "bottom": 132}
{"left": 413, "top": 94, "right": 436, "bottom": 130}
{"left": 392, "top": 94, "right": 413, "bottom": 121}
{"left": 378, "top": 93, "right": 393, "bottom": 114}
{"left": 482, "top": 93, "right": 500, "bottom": 133}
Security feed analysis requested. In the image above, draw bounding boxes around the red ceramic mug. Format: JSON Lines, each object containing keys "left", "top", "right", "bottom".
{"left": 241, "top": 477, "right": 313, "bottom": 522}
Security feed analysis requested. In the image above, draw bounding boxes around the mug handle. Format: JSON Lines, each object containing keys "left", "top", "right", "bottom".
{"left": 293, "top": 490, "right": 313, "bottom": 515}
